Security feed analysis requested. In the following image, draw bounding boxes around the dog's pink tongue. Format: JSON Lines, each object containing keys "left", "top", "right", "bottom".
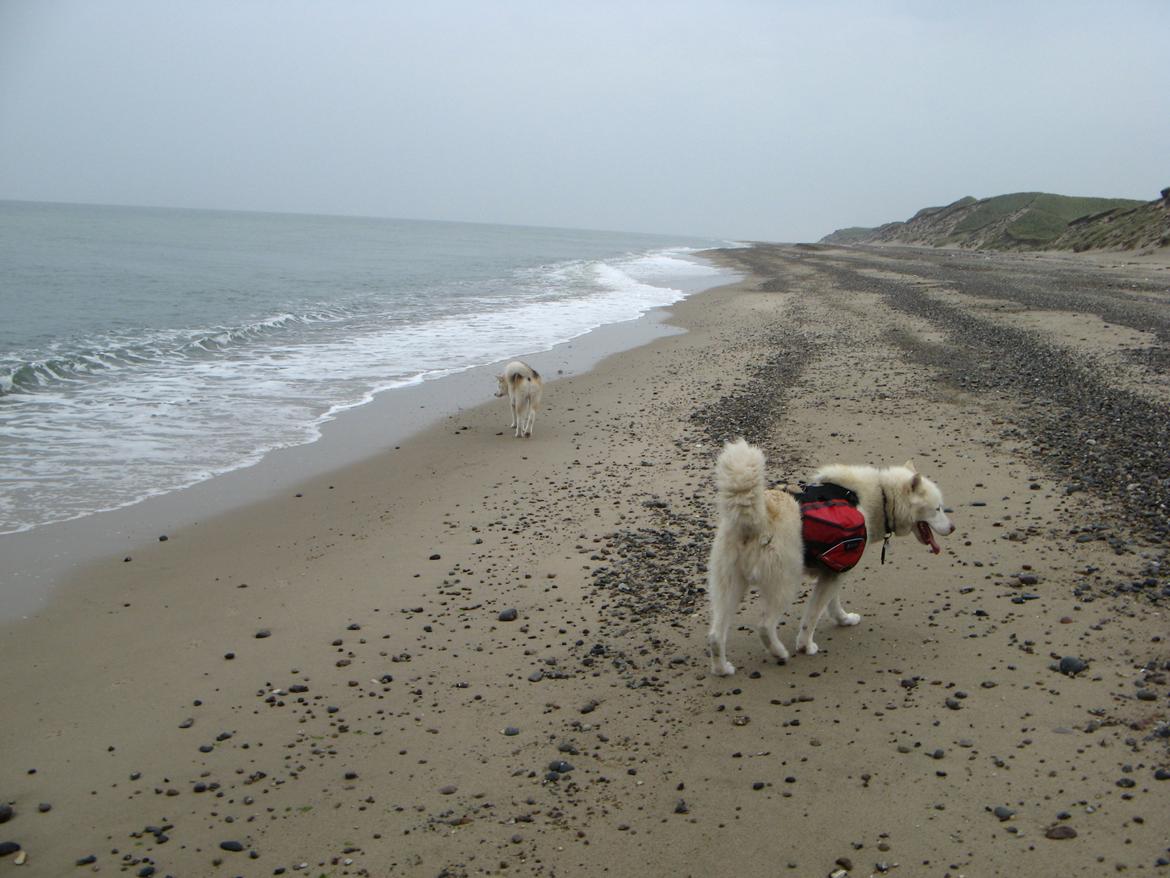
{"left": 918, "top": 522, "right": 940, "bottom": 554}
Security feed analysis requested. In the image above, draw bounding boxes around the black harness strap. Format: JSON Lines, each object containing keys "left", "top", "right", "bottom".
{"left": 880, "top": 486, "right": 893, "bottom": 565}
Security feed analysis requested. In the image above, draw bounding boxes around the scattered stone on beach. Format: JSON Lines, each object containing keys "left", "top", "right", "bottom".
{"left": 438, "top": 785, "right": 457, "bottom": 795}
{"left": 498, "top": 608, "right": 518, "bottom": 622}
{"left": 0, "top": 842, "right": 21, "bottom": 857}
{"left": 0, "top": 805, "right": 11, "bottom": 824}
{"left": 1045, "top": 825, "right": 1078, "bottom": 840}
{"left": 1056, "top": 656, "right": 1088, "bottom": 676}
{"left": 254, "top": 629, "right": 271, "bottom": 639}
{"left": 219, "top": 840, "right": 245, "bottom": 852}
{"left": 993, "top": 806, "right": 1015, "bottom": 821}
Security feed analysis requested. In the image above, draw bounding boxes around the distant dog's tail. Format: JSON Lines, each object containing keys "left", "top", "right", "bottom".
{"left": 714, "top": 439, "right": 768, "bottom": 538}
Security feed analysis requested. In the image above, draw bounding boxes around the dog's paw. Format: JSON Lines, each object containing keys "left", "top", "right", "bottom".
{"left": 839, "top": 612, "right": 862, "bottom": 627}
{"left": 711, "top": 660, "right": 736, "bottom": 677}
{"left": 796, "top": 639, "right": 819, "bottom": 656}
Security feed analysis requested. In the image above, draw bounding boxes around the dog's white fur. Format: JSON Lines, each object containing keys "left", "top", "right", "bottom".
{"left": 494, "top": 361, "right": 542, "bottom": 438}
{"left": 706, "top": 438, "right": 954, "bottom": 676}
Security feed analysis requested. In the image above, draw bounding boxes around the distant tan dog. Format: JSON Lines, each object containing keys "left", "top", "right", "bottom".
{"left": 706, "top": 438, "right": 955, "bottom": 676}
{"left": 494, "top": 360, "right": 542, "bottom": 438}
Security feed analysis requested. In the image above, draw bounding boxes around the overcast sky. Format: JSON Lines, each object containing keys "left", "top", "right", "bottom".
{"left": 1, "top": 1, "right": 1166, "bottom": 241}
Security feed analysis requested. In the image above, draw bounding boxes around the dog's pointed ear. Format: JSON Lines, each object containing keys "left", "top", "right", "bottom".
{"left": 904, "top": 460, "right": 917, "bottom": 472}
{"left": 911, "top": 472, "right": 922, "bottom": 491}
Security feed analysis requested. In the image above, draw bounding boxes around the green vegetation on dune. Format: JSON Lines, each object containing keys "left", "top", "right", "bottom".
{"left": 950, "top": 192, "right": 1040, "bottom": 235}
{"left": 819, "top": 226, "right": 875, "bottom": 242}
{"left": 820, "top": 189, "right": 1164, "bottom": 252}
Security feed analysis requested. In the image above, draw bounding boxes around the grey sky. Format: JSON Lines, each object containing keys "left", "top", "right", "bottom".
{"left": 1, "top": 1, "right": 1166, "bottom": 241}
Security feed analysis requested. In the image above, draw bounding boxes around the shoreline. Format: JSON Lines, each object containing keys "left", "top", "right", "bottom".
{"left": 0, "top": 261, "right": 736, "bottom": 621}
{"left": 1, "top": 244, "right": 1167, "bottom": 876}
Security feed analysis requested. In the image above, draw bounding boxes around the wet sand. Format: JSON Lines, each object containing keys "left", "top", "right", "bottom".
{"left": 1, "top": 243, "right": 1168, "bottom": 876}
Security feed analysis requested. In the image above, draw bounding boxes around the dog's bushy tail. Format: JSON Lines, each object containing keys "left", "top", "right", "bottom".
{"left": 714, "top": 438, "right": 768, "bottom": 538}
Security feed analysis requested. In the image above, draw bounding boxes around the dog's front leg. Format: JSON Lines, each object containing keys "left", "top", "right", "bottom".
{"left": 795, "top": 574, "right": 839, "bottom": 655}
{"left": 829, "top": 592, "right": 861, "bottom": 627}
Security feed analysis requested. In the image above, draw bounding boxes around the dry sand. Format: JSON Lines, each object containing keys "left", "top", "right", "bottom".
{"left": 1, "top": 244, "right": 1168, "bottom": 877}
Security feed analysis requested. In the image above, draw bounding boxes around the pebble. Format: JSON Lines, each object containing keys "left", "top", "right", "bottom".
{"left": 254, "top": 629, "right": 271, "bottom": 639}
{"left": 674, "top": 799, "right": 689, "bottom": 814}
{"left": 548, "top": 761, "right": 574, "bottom": 774}
{"left": 0, "top": 805, "right": 10, "bottom": 824}
{"left": 219, "top": 840, "right": 245, "bottom": 852}
{"left": 993, "top": 806, "right": 1015, "bottom": 821}
{"left": 0, "top": 842, "right": 20, "bottom": 857}
{"left": 503, "top": 727, "right": 520, "bottom": 736}
{"left": 438, "top": 785, "right": 458, "bottom": 795}
{"left": 76, "top": 855, "right": 97, "bottom": 866}
{"left": 498, "top": 608, "right": 518, "bottom": 622}
{"left": 1154, "top": 768, "right": 1170, "bottom": 781}
{"left": 1058, "top": 656, "right": 1088, "bottom": 675}
{"left": 1045, "top": 825, "right": 1078, "bottom": 840}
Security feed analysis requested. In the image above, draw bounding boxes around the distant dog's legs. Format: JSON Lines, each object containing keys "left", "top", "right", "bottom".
{"left": 512, "top": 397, "right": 523, "bottom": 438}
{"left": 707, "top": 567, "right": 747, "bottom": 676}
{"left": 795, "top": 573, "right": 841, "bottom": 655}
{"left": 521, "top": 397, "right": 535, "bottom": 437}
{"left": 755, "top": 577, "right": 792, "bottom": 664}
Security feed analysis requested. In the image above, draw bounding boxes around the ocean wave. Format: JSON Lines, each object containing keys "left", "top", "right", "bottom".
{"left": 0, "top": 303, "right": 367, "bottom": 397}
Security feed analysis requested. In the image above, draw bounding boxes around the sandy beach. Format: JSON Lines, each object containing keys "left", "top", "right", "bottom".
{"left": 2, "top": 243, "right": 1169, "bottom": 876}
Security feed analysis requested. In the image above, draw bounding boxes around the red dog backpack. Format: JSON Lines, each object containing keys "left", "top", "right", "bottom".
{"left": 797, "top": 483, "right": 868, "bottom": 572}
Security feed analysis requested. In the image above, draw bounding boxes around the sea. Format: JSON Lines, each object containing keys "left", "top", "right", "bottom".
{"left": 0, "top": 200, "right": 736, "bottom": 536}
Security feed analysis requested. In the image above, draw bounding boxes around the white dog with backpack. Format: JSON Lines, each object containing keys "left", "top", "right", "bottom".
{"left": 706, "top": 438, "right": 955, "bottom": 676}
{"left": 494, "top": 360, "right": 543, "bottom": 438}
